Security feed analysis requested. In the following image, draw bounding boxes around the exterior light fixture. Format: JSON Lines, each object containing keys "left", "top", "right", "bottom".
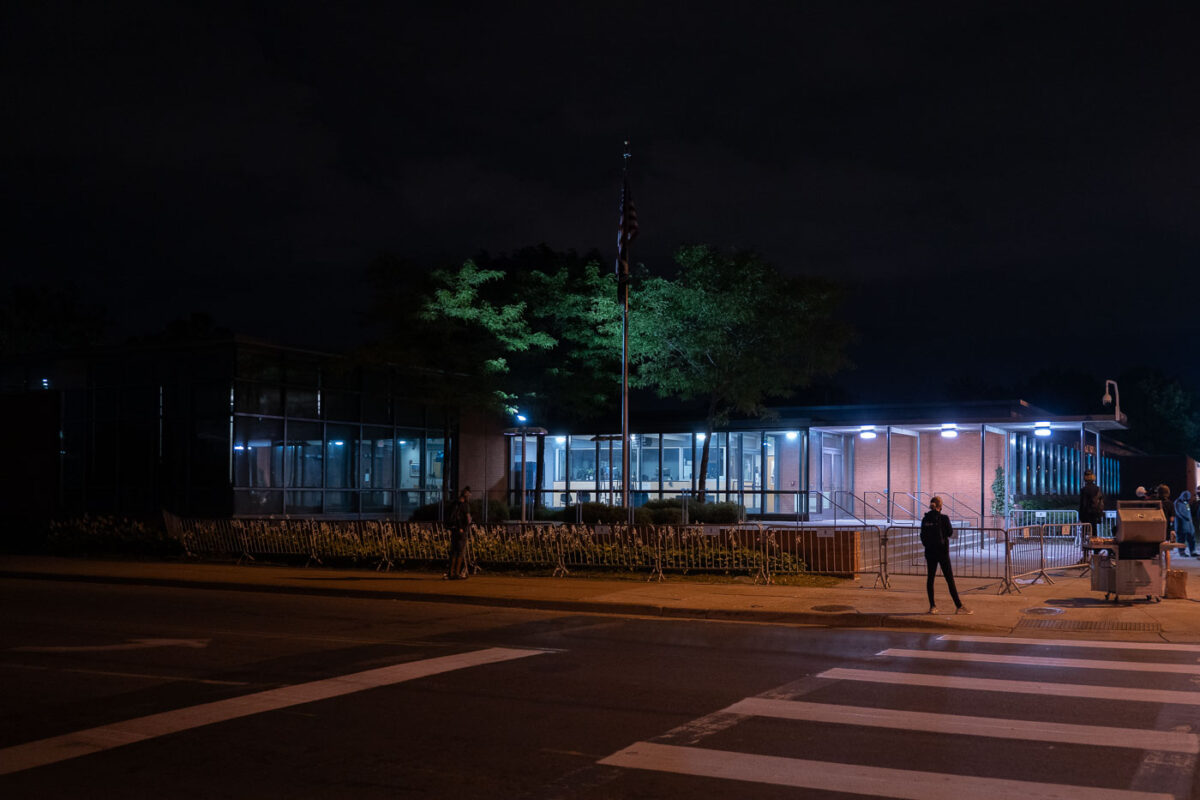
{"left": 1033, "top": 421, "right": 1052, "bottom": 437}
{"left": 859, "top": 425, "right": 877, "bottom": 440}
{"left": 41, "top": 378, "right": 50, "bottom": 389}
{"left": 696, "top": 433, "right": 706, "bottom": 442}
{"left": 516, "top": 414, "right": 527, "bottom": 423}
{"left": 555, "top": 436, "right": 566, "bottom": 444}
{"left": 332, "top": 440, "right": 344, "bottom": 446}
{"left": 234, "top": 445, "right": 245, "bottom": 451}
{"left": 940, "top": 423, "right": 958, "bottom": 439}
{"left": 785, "top": 431, "right": 799, "bottom": 441}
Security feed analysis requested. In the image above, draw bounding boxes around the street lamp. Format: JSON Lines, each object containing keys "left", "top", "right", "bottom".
{"left": 1101, "top": 379, "right": 1124, "bottom": 422}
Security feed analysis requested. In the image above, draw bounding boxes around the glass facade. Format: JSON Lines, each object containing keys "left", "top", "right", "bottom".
{"left": 230, "top": 346, "right": 449, "bottom": 517}
{"left": 510, "top": 428, "right": 809, "bottom": 513}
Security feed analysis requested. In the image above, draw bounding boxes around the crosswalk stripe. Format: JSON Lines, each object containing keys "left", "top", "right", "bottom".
{"left": 939, "top": 635, "right": 1200, "bottom": 652}
{"left": 0, "top": 647, "right": 545, "bottom": 776}
{"left": 820, "top": 667, "right": 1200, "bottom": 705}
{"left": 878, "top": 648, "right": 1200, "bottom": 674}
{"left": 723, "top": 697, "right": 1199, "bottom": 754}
{"left": 599, "top": 741, "right": 1172, "bottom": 800}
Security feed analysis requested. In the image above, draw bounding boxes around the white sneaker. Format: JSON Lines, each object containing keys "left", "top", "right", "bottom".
{"left": 928, "top": 606, "right": 939, "bottom": 614}
{"left": 956, "top": 606, "right": 974, "bottom": 615}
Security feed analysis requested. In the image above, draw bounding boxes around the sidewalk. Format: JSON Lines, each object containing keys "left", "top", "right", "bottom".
{"left": 2, "top": 553, "right": 1197, "bottom": 641}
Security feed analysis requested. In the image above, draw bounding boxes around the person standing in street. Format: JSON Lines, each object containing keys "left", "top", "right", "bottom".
{"left": 1078, "top": 468, "right": 1105, "bottom": 559}
{"left": 445, "top": 486, "right": 472, "bottom": 580}
{"left": 1174, "top": 489, "right": 1196, "bottom": 557}
{"left": 920, "top": 496, "right": 971, "bottom": 615}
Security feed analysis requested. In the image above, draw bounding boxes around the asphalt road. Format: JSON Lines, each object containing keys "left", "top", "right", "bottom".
{"left": 1, "top": 578, "right": 1198, "bottom": 799}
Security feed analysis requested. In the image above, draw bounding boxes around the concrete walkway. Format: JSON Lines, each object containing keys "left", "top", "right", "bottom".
{"left": 2, "top": 553, "right": 1198, "bottom": 641}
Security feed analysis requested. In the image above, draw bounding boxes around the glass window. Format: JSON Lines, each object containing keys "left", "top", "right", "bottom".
{"left": 363, "top": 393, "right": 391, "bottom": 424}
{"left": 235, "top": 381, "right": 283, "bottom": 416}
{"left": 764, "top": 430, "right": 802, "bottom": 513}
{"left": 397, "top": 432, "right": 422, "bottom": 489}
{"left": 698, "top": 433, "right": 726, "bottom": 498}
{"left": 548, "top": 435, "right": 568, "bottom": 483}
{"left": 326, "top": 491, "right": 356, "bottom": 514}
{"left": 236, "top": 349, "right": 282, "bottom": 382}
{"left": 326, "top": 424, "right": 356, "bottom": 488}
{"left": 234, "top": 417, "right": 283, "bottom": 488}
{"left": 286, "top": 491, "right": 323, "bottom": 514}
{"left": 286, "top": 421, "right": 323, "bottom": 488}
{"left": 235, "top": 489, "right": 283, "bottom": 515}
{"left": 659, "top": 433, "right": 692, "bottom": 497}
{"left": 362, "top": 491, "right": 392, "bottom": 513}
{"left": 283, "top": 356, "right": 320, "bottom": 387}
{"left": 425, "top": 435, "right": 444, "bottom": 491}
{"left": 324, "top": 390, "right": 360, "bottom": 422}
{"left": 359, "top": 427, "right": 394, "bottom": 489}
{"left": 567, "top": 436, "right": 596, "bottom": 489}
{"left": 285, "top": 387, "right": 319, "bottom": 419}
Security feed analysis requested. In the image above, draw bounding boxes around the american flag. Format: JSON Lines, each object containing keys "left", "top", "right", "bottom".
{"left": 616, "top": 174, "right": 638, "bottom": 275}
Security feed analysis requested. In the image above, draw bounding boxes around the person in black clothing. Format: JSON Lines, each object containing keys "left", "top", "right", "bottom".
{"left": 1078, "top": 469, "right": 1104, "bottom": 559}
{"left": 920, "top": 496, "right": 971, "bottom": 615}
{"left": 445, "top": 486, "right": 472, "bottom": 580}
{"left": 1155, "top": 485, "right": 1175, "bottom": 539}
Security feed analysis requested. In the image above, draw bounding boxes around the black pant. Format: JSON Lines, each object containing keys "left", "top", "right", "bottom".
{"left": 925, "top": 549, "right": 962, "bottom": 608}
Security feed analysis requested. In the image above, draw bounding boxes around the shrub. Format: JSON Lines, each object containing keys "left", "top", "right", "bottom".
{"left": 688, "top": 502, "right": 744, "bottom": 524}
{"left": 47, "top": 514, "right": 184, "bottom": 557}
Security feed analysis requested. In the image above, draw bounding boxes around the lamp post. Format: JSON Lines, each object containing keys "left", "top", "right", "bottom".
{"left": 504, "top": 419, "right": 547, "bottom": 523}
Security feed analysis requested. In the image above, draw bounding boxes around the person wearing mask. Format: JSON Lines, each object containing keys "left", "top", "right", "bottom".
{"left": 920, "top": 496, "right": 972, "bottom": 615}
{"left": 1175, "top": 490, "right": 1196, "bottom": 557}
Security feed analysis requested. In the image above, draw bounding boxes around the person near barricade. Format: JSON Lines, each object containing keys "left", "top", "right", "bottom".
{"left": 445, "top": 486, "right": 472, "bottom": 580}
{"left": 1155, "top": 485, "right": 1175, "bottom": 539}
{"left": 920, "top": 495, "right": 972, "bottom": 615}
{"left": 1175, "top": 490, "right": 1196, "bottom": 557}
{"left": 1191, "top": 486, "right": 1200, "bottom": 555}
{"left": 1078, "top": 469, "right": 1104, "bottom": 558}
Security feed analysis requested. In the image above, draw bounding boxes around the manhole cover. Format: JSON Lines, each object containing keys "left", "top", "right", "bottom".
{"left": 1016, "top": 619, "right": 1161, "bottom": 632}
{"left": 1022, "top": 607, "right": 1065, "bottom": 616}
{"left": 811, "top": 604, "right": 856, "bottom": 612}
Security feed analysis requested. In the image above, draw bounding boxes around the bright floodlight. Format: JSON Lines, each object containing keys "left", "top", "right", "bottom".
{"left": 786, "top": 431, "right": 798, "bottom": 440}
{"left": 1033, "top": 421, "right": 1052, "bottom": 437}
{"left": 860, "top": 425, "right": 876, "bottom": 440}
{"left": 940, "top": 423, "right": 958, "bottom": 439}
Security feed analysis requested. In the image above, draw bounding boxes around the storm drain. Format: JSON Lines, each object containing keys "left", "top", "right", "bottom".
{"left": 1015, "top": 618, "right": 1161, "bottom": 632}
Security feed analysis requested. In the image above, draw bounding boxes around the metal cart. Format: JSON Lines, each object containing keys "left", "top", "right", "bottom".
{"left": 1087, "top": 500, "right": 1182, "bottom": 603}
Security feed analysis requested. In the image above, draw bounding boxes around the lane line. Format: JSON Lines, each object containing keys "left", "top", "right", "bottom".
{"left": 0, "top": 647, "right": 544, "bottom": 776}
{"left": 878, "top": 649, "right": 1200, "bottom": 674}
{"left": 938, "top": 635, "right": 1200, "bottom": 653}
{"left": 820, "top": 667, "right": 1200, "bottom": 705}
{"left": 599, "top": 741, "right": 1172, "bottom": 800}
{"left": 724, "top": 697, "right": 1199, "bottom": 754}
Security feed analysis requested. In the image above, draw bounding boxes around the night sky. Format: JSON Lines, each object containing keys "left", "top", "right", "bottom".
{"left": 5, "top": 2, "right": 1198, "bottom": 401}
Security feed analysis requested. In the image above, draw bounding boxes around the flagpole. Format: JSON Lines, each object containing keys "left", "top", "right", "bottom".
{"left": 619, "top": 142, "right": 632, "bottom": 518}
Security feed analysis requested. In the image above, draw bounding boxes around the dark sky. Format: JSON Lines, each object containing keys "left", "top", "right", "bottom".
{"left": 4, "top": 2, "right": 1198, "bottom": 400}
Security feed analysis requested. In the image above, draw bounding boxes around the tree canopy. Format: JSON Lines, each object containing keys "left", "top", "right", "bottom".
{"left": 368, "top": 244, "right": 855, "bottom": 499}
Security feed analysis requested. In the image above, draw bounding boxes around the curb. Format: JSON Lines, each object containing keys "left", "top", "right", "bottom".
{"left": 0, "top": 569, "right": 999, "bottom": 632}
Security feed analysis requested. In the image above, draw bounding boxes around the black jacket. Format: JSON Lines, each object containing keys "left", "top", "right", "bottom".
{"left": 920, "top": 509, "right": 954, "bottom": 551}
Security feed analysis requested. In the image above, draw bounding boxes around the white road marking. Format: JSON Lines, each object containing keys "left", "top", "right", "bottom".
{"left": 820, "top": 667, "right": 1200, "bottom": 705}
{"left": 0, "top": 647, "right": 544, "bottom": 776}
{"left": 724, "top": 697, "right": 1199, "bottom": 754}
{"left": 10, "top": 638, "right": 210, "bottom": 653}
{"left": 879, "top": 648, "right": 1200, "bottom": 674}
{"left": 599, "top": 741, "right": 1172, "bottom": 800}
{"left": 938, "top": 635, "right": 1200, "bottom": 653}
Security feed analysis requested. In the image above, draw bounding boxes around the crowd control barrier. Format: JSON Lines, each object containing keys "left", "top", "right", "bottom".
{"left": 162, "top": 514, "right": 1094, "bottom": 592}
